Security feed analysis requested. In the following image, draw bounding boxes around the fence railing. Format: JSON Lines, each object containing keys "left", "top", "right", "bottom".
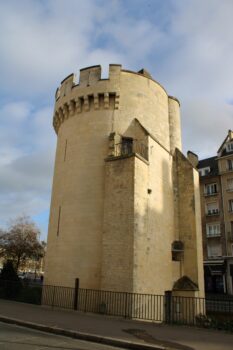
{"left": 113, "top": 142, "right": 148, "bottom": 160}
{"left": 1, "top": 280, "right": 233, "bottom": 328}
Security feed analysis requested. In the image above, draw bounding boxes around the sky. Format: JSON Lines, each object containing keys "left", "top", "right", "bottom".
{"left": 0, "top": 0, "right": 233, "bottom": 240}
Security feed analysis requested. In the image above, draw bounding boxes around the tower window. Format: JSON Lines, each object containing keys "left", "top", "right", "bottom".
{"left": 121, "top": 137, "right": 133, "bottom": 156}
{"left": 57, "top": 206, "right": 61, "bottom": 236}
{"left": 64, "top": 139, "right": 68, "bottom": 161}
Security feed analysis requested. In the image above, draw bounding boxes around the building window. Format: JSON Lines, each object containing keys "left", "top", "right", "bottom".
{"left": 227, "top": 159, "right": 233, "bottom": 171}
{"left": 206, "top": 202, "right": 219, "bottom": 216}
{"left": 198, "top": 167, "right": 210, "bottom": 176}
{"left": 206, "top": 223, "right": 221, "bottom": 237}
{"left": 204, "top": 183, "right": 217, "bottom": 195}
{"left": 226, "top": 142, "right": 233, "bottom": 152}
{"left": 229, "top": 200, "right": 233, "bottom": 212}
{"left": 227, "top": 178, "right": 233, "bottom": 191}
{"left": 207, "top": 240, "right": 222, "bottom": 258}
{"left": 230, "top": 223, "right": 233, "bottom": 244}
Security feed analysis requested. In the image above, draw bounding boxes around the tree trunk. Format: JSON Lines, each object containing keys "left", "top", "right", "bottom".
{"left": 16, "top": 255, "right": 21, "bottom": 272}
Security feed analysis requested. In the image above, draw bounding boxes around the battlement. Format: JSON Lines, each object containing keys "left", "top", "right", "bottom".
{"left": 55, "top": 64, "right": 122, "bottom": 101}
{"left": 55, "top": 64, "right": 170, "bottom": 101}
{"left": 53, "top": 65, "right": 125, "bottom": 133}
{"left": 53, "top": 64, "right": 179, "bottom": 134}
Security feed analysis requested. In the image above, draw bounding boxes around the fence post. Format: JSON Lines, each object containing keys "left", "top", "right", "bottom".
{"left": 52, "top": 286, "right": 56, "bottom": 308}
{"left": 124, "top": 292, "right": 128, "bottom": 318}
{"left": 165, "top": 290, "right": 172, "bottom": 324}
{"left": 73, "top": 278, "right": 79, "bottom": 310}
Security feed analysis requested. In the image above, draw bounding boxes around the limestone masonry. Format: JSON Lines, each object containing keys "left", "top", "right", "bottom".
{"left": 44, "top": 64, "right": 204, "bottom": 298}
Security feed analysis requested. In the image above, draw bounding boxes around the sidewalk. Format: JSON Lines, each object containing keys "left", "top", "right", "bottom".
{"left": 0, "top": 299, "right": 233, "bottom": 350}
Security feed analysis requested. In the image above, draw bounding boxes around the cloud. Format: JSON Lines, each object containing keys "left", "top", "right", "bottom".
{"left": 0, "top": 100, "right": 55, "bottom": 239}
{"left": 0, "top": 0, "right": 168, "bottom": 98}
{"left": 0, "top": 0, "right": 126, "bottom": 98}
{"left": 163, "top": 0, "right": 233, "bottom": 100}
{"left": 0, "top": 192, "right": 50, "bottom": 229}
{"left": 0, "top": 152, "right": 53, "bottom": 193}
{"left": 0, "top": 0, "right": 233, "bottom": 239}
{"left": 181, "top": 100, "right": 233, "bottom": 158}
{"left": 0, "top": 102, "right": 31, "bottom": 122}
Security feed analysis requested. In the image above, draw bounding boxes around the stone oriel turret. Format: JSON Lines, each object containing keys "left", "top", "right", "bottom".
{"left": 45, "top": 64, "right": 204, "bottom": 299}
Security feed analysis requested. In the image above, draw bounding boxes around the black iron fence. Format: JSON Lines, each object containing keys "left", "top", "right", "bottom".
{"left": 1, "top": 280, "right": 233, "bottom": 329}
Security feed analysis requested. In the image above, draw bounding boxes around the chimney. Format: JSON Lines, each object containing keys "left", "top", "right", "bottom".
{"left": 187, "top": 151, "right": 199, "bottom": 168}
{"left": 228, "top": 129, "right": 233, "bottom": 140}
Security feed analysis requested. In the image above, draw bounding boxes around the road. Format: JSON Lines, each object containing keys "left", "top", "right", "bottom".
{"left": 0, "top": 322, "right": 127, "bottom": 350}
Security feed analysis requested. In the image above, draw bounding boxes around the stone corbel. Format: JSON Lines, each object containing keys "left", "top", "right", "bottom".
{"left": 94, "top": 93, "right": 99, "bottom": 110}
{"left": 58, "top": 108, "right": 64, "bottom": 123}
{"left": 53, "top": 112, "right": 59, "bottom": 129}
{"left": 115, "top": 93, "right": 120, "bottom": 109}
{"left": 83, "top": 96, "right": 90, "bottom": 112}
{"left": 63, "top": 104, "right": 69, "bottom": 119}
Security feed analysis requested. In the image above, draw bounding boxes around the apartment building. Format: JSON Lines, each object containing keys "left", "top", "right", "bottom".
{"left": 198, "top": 130, "right": 233, "bottom": 294}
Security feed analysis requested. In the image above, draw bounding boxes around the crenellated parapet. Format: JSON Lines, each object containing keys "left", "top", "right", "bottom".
{"left": 53, "top": 91, "right": 120, "bottom": 133}
{"left": 53, "top": 64, "right": 121, "bottom": 133}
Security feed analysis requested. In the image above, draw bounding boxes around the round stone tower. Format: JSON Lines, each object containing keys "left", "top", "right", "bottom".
{"left": 44, "top": 65, "right": 203, "bottom": 297}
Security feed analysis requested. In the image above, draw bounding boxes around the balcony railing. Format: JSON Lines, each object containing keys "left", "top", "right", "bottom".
{"left": 113, "top": 141, "right": 148, "bottom": 161}
{"left": 204, "top": 191, "right": 218, "bottom": 197}
{"left": 206, "top": 232, "right": 221, "bottom": 238}
{"left": 206, "top": 209, "right": 219, "bottom": 216}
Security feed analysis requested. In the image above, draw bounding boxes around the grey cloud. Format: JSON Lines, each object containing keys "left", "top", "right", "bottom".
{"left": 181, "top": 100, "right": 233, "bottom": 158}
{"left": 0, "top": 151, "right": 54, "bottom": 193}
{"left": 0, "top": 0, "right": 125, "bottom": 98}
{"left": 164, "top": 0, "right": 233, "bottom": 100}
{"left": 0, "top": 192, "right": 50, "bottom": 228}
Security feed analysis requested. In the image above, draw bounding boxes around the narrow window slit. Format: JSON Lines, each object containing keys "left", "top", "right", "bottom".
{"left": 64, "top": 139, "right": 68, "bottom": 161}
{"left": 57, "top": 206, "right": 61, "bottom": 236}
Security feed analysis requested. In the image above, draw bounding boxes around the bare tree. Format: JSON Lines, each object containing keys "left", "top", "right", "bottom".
{"left": 0, "top": 216, "right": 45, "bottom": 271}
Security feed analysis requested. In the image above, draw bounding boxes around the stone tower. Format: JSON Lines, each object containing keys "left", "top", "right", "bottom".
{"left": 44, "top": 64, "right": 204, "bottom": 298}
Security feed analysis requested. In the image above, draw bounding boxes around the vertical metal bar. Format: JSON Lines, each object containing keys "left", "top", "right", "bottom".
{"left": 52, "top": 286, "right": 56, "bottom": 308}
{"left": 124, "top": 292, "right": 128, "bottom": 318}
{"left": 84, "top": 289, "right": 87, "bottom": 312}
{"left": 112, "top": 291, "right": 115, "bottom": 315}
